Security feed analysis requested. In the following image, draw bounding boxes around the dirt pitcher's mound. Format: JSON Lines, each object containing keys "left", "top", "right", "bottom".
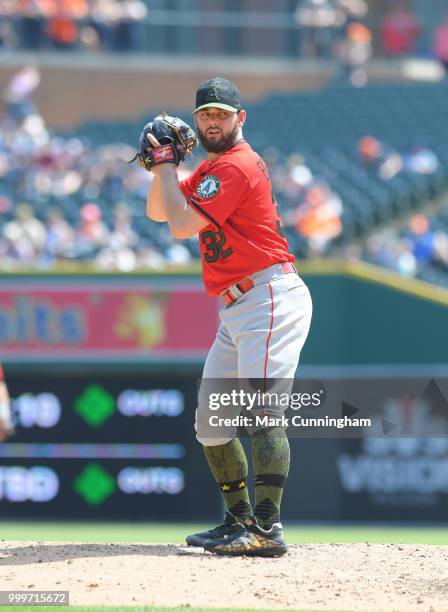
{"left": 1, "top": 541, "right": 448, "bottom": 611}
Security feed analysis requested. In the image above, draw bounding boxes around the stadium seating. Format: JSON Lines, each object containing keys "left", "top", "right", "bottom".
{"left": 73, "top": 84, "right": 448, "bottom": 244}
{"left": 5, "top": 83, "right": 448, "bottom": 271}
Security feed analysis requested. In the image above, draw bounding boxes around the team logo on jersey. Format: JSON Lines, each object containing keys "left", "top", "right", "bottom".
{"left": 196, "top": 175, "right": 221, "bottom": 199}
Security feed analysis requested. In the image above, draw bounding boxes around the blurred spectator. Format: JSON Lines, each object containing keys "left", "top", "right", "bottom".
{"left": 403, "top": 145, "right": 439, "bottom": 175}
{"left": 60, "top": 0, "right": 89, "bottom": 20}
{"left": 9, "top": 202, "right": 46, "bottom": 249}
{"left": 0, "top": 5, "right": 17, "bottom": 49}
{"left": 335, "top": 0, "right": 368, "bottom": 22}
{"left": 44, "top": 206, "right": 75, "bottom": 262}
{"left": 294, "top": 0, "right": 343, "bottom": 58}
{"left": 287, "top": 153, "right": 314, "bottom": 190}
{"left": 166, "top": 243, "right": 192, "bottom": 265}
{"left": 0, "top": 196, "right": 12, "bottom": 215}
{"left": 95, "top": 243, "right": 137, "bottom": 271}
{"left": 46, "top": 9, "right": 79, "bottom": 49}
{"left": 286, "top": 183, "right": 343, "bottom": 256}
{"left": 406, "top": 213, "right": 448, "bottom": 269}
{"left": 78, "top": 23, "right": 100, "bottom": 50}
{"left": 363, "top": 214, "right": 448, "bottom": 281}
{"left": 109, "top": 202, "right": 138, "bottom": 249}
{"left": 358, "top": 135, "right": 381, "bottom": 165}
{"left": 17, "top": 0, "right": 45, "bottom": 49}
{"left": 364, "top": 230, "right": 417, "bottom": 277}
{"left": 396, "top": 239, "right": 418, "bottom": 277}
{"left": 45, "top": 0, "right": 88, "bottom": 50}
{"left": 95, "top": 201, "right": 140, "bottom": 271}
{"left": 358, "top": 136, "right": 402, "bottom": 180}
{"left": 406, "top": 213, "right": 435, "bottom": 266}
{"left": 113, "top": 0, "right": 148, "bottom": 52}
{"left": 433, "top": 17, "right": 448, "bottom": 75}
{"left": 88, "top": 0, "right": 119, "bottom": 50}
{"left": 380, "top": 2, "right": 420, "bottom": 57}
{"left": 3, "top": 66, "right": 41, "bottom": 123}
{"left": 76, "top": 203, "right": 109, "bottom": 254}
{"left": 270, "top": 152, "right": 313, "bottom": 212}
{"left": 2, "top": 202, "right": 47, "bottom": 264}
{"left": 336, "top": 21, "right": 372, "bottom": 86}
{"left": 136, "top": 242, "right": 166, "bottom": 270}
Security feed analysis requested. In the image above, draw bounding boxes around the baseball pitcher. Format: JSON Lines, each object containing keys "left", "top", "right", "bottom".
{"left": 140, "top": 78, "right": 312, "bottom": 556}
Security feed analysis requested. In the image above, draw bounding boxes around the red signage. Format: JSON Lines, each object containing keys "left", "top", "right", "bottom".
{"left": 0, "top": 281, "right": 218, "bottom": 360}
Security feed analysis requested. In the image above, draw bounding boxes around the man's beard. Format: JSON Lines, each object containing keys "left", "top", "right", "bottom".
{"left": 198, "top": 122, "right": 240, "bottom": 153}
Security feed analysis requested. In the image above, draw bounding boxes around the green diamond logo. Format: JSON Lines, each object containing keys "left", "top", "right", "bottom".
{"left": 74, "top": 463, "right": 116, "bottom": 505}
{"left": 74, "top": 384, "right": 115, "bottom": 426}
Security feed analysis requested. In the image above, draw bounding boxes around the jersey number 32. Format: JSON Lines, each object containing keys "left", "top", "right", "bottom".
{"left": 201, "top": 229, "right": 233, "bottom": 263}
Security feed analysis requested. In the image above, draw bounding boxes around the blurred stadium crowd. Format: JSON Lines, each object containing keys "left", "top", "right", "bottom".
{"left": 2, "top": 64, "right": 448, "bottom": 287}
{"left": 2, "top": 1, "right": 448, "bottom": 285}
{"left": 0, "top": 0, "right": 148, "bottom": 52}
{"left": 1, "top": 0, "right": 448, "bottom": 65}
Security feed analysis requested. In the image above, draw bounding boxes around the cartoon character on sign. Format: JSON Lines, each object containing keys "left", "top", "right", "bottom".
{"left": 115, "top": 294, "right": 166, "bottom": 347}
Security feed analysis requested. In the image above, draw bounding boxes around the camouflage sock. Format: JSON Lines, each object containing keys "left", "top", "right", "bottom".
{"left": 203, "top": 439, "right": 252, "bottom": 521}
{"left": 252, "top": 426, "right": 290, "bottom": 529}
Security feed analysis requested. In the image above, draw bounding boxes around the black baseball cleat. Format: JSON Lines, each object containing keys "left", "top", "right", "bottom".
{"left": 203, "top": 517, "right": 288, "bottom": 557}
{"left": 186, "top": 510, "right": 244, "bottom": 547}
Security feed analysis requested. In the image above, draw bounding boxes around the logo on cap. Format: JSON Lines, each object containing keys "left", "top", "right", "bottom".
{"left": 206, "top": 84, "right": 220, "bottom": 103}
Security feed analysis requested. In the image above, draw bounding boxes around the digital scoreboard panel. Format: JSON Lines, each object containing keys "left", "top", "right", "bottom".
{"left": 1, "top": 372, "right": 220, "bottom": 520}
{"left": 2, "top": 371, "right": 448, "bottom": 522}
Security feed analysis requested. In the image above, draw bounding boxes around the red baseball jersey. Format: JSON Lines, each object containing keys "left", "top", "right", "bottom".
{"left": 180, "top": 141, "right": 294, "bottom": 295}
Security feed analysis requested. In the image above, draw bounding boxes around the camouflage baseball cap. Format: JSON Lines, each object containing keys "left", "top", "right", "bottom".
{"left": 194, "top": 77, "right": 242, "bottom": 114}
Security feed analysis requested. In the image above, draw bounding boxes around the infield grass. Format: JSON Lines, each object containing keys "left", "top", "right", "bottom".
{"left": 1, "top": 522, "right": 448, "bottom": 545}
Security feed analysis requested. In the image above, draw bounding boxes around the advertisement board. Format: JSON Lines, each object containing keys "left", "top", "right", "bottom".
{"left": 0, "top": 280, "right": 217, "bottom": 362}
{"left": 3, "top": 370, "right": 448, "bottom": 521}
{"left": 1, "top": 372, "right": 220, "bottom": 520}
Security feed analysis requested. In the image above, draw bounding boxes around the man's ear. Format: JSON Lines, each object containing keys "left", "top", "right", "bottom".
{"left": 237, "top": 110, "right": 247, "bottom": 128}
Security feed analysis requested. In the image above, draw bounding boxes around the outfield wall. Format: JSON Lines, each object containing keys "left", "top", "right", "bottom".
{"left": 1, "top": 262, "right": 447, "bottom": 522}
{"left": 2, "top": 260, "right": 447, "bottom": 367}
